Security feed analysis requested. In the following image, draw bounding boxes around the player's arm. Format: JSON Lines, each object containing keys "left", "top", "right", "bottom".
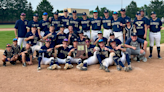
{"left": 14, "top": 21, "right": 19, "bottom": 39}
{"left": 93, "top": 38, "right": 100, "bottom": 45}
{"left": 26, "top": 21, "right": 31, "bottom": 32}
{"left": 143, "top": 41, "right": 148, "bottom": 51}
{"left": 144, "top": 24, "right": 147, "bottom": 39}
{"left": 133, "top": 26, "right": 137, "bottom": 33}
{"left": 37, "top": 22, "right": 42, "bottom": 39}
{"left": 55, "top": 44, "right": 63, "bottom": 49}
{"left": 123, "top": 28, "right": 126, "bottom": 43}
{"left": 138, "top": 38, "right": 148, "bottom": 51}
{"left": 124, "top": 39, "right": 136, "bottom": 49}
{"left": 24, "top": 35, "right": 34, "bottom": 41}
{"left": 68, "top": 34, "right": 72, "bottom": 45}
{"left": 68, "top": 48, "right": 75, "bottom": 56}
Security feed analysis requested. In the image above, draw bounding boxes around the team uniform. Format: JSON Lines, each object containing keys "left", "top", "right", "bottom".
{"left": 38, "top": 19, "right": 50, "bottom": 37}
{"left": 3, "top": 49, "right": 16, "bottom": 64}
{"left": 15, "top": 19, "right": 28, "bottom": 47}
{"left": 102, "top": 16, "right": 113, "bottom": 39}
{"left": 123, "top": 25, "right": 136, "bottom": 41}
{"left": 119, "top": 16, "right": 131, "bottom": 26}
{"left": 61, "top": 16, "right": 70, "bottom": 34}
{"left": 12, "top": 44, "right": 21, "bottom": 60}
{"left": 107, "top": 38, "right": 122, "bottom": 47}
{"left": 21, "top": 47, "right": 33, "bottom": 62}
{"left": 90, "top": 17, "right": 102, "bottom": 42}
{"left": 68, "top": 33, "right": 79, "bottom": 46}
{"left": 56, "top": 33, "right": 68, "bottom": 45}
{"left": 80, "top": 18, "right": 91, "bottom": 38}
{"left": 51, "top": 17, "right": 62, "bottom": 33}
{"left": 44, "top": 31, "right": 57, "bottom": 47}
{"left": 69, "top": 17, "right": 81, "bottom": 34}
{"left": 95, "top": 37, "right": 107, "bottom": 46}
{"left": 27, "top": 20, "right": 40, "bottom": 31}
{"left": 112, "top": 17, "right": 124, "bottom": 42}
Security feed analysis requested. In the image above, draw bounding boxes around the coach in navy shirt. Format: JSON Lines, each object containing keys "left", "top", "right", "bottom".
{"left": 27, "top": 13, "right": 39, "bottom": 32}
{"left": 15, "top": 13, "right": 28, "bottom": 47}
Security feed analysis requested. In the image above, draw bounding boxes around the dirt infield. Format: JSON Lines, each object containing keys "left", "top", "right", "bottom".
{"left": 0, "top": 44, "right": 164, "bottom": 92}
{"left": 0, "top": 28, "right": 15, "bottom": 31}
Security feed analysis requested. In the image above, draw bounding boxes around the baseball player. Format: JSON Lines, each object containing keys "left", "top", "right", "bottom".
{"left": 148, "top": 11, "right": 162, "bottom": 59}
{"left": 119, "top": 8, "right": 131, "bottom": 27}
{"left": 61, "top": 9, "right": 70, "bottom": 34}
{"left": 102, "top": 9, "right": 113, "bottom": 39}
{"left": 77, "top": 30, "right": 86, "bottom": 44}
{"left": 43, "top": 24, "right": 57, "bottom": 48}
{"left": 123, "top": 19, "right": 137, "bottom": 42}
{"left": 64, "top": 38, "right": 85, "bottom": 70}
{"left": 2, "top": 44, "right": 17, "bottom": 66}
{"left": 140, "top": 9, "right": 150, "bottom": 28}
{"left": 77, "top": 38, "right": 98, "bottom": 71}
{"left": 27, "top": 13, "right": 40, "bottom": 33}
{"left": 20, "top": 42, "right": 33, "bottom": 67}
{"left": 90, "top": 10, "right": 102, "bottom": 42}
{"left": 37, "top": 39, "right": 59, "bottom": 70}
{"left": 69, "top": 10, "right": 81, "bottom": 34}
{"left": 12, "top": 38, "right": 21, "bottom": 62}
{"left": 48, "top": 39, "right": 70, "bottom": 70}
{"left": 80, "top": 12, "right": 91, "bottom": 38}
{"left": 112, "top": 11, "right": 124, "bottom": 42}
{"left": 94, "top": 31, "right": 107, "bottom": 46}
{"left": 38, "top": 12, "right": 50, "bottom": 45}
{"left": 25, "top": 25, "right": 41, "bottom": 56}
{"left": 56, "top": 24, "right": 68, "bottom": 45}
{"left": 50, "top": 11, "right": 62, "bottom": 33}
{"left": 133, "top": 12, "right": 147, "bottom": 40}
{"left": 107, "top": 32, "right": 122, "bottom": 47}
{"left": 125, "top": 33, "right": 148, "bottom": 62}
{"left": 109, "top": 39, "right": 132, "bottom": 72}
{"left": 14, "top": 13, "right": 28, "bottom": 47}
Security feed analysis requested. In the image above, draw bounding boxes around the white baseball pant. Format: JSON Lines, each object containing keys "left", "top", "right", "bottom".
{"left": 39, "top": 31, "right": 45, "bottom": 46}
{"left": 83, "top": 30, "right": 91, "bottom": 38}
{"left": 64, "top": 28, "right": 69, "bottom": 34}
{"left": 103, "top": 29, "right": 112, "bottom": 39}
{"left": 91, "top": 30, "right": 100, "bottom": 43}
{"left": 67, "top": 56, "right": 81, "bottom": 64}
{"left": 113, "top": 32, "right": 123, "bottom": 43}
{"left": 41, "top": 57, "right": 54, "bottom": 65}
{"left": 31, "top": 45, "right": 41, "bottom": 53}
{"left": 56, "top": 57, "right": 66, "bottom": 64}
{"left": 17, "top": 37, "right": 26, "bottom": 47}
{"left": 149, "top": 32, "right": 161, "bottom": 47}
{"left": 83, "top": 51, "right": 98, "bottom": 66}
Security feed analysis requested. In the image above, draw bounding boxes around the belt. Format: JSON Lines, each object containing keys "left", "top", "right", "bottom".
{"left": 83, "top": 30, "right": 90, "bottom": 32}
{"left": 104, "top": 28, "right": 112, "bottom": 30}
{"left": 93, "top": 30, "right": 100, "bottom": 31}
{"left": 150, "top": 31, "right": 160, "bottom": 33}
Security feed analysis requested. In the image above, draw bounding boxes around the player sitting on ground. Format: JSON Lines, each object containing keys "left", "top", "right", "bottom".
{"left": 20, "top": 41, "right": 33, "bottom": 67}
{"left": 125, "top": 33, "right": 148, "bottom": 62}
{"left": 94, "top": 31, "right": 107, "bottom": 46}
{"left": 2, "top": 44, "right": 17, "bottom": 66}
{"left": 12, "top": 38, "right": 21, "bottom": 62}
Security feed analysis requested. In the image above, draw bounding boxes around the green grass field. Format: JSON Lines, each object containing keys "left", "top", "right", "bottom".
{"left": 0, "top": 24, "right": 15, "bottom": 28}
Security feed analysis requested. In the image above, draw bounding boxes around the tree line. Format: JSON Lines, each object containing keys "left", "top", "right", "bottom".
{"left": 0, "top": 0, "right": 164, "bottom": 23}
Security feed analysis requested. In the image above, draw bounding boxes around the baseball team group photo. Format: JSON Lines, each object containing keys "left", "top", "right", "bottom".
{"left": 0, "top": 0, "right": 164, "bottom": 92}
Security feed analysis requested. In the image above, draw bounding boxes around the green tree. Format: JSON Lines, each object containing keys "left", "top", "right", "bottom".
{"left": 126, "top": 1, "right": 138, "bottom": 18}
{"left": 25, "top": 2, "right": 33, "bottom": 20}
{"left": 95, "top": 5, "right": 100, "bottom": 17}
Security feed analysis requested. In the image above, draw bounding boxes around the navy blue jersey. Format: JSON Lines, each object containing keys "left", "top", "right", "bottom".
{"left": 124, "top": 25, "right": 136, "bottom": 40}
{"left": 69, "top": 17, "right": 81, "bottom": 32}
{"left": 109, "top": 46, "right": 123, "bottom": 57}
{"left": 125, "top": 37, "right": 145, "bottom": 49}
{"left": 87, "top": 45, "right": 95, "bottom": 57}
{"left": 51, "top": 17, "right": 62, "bottom": 31}
{"left": 25, "top": 31, "right": 40, "bottom": 46}
{"left": 39, "top": 19, "right": 50, "bottom": 32}
{"left": 15, "top": 19, "right": 28, "bottom": 37}
{"left": 80, "top": 18, "right": 91, "bottom": 30}
{"left": 90, "top": 17, "right": 102, "bottom": 30}
{"left": 102, "top": 16, "right": 113, "bottom": 29}
{"left": 112, "top": 18, "right": 123, "bottom": 32}
{"left": 61, "top": 16, "right": 69, "bottom": 28}
{"left": 56, "top": 33, "right": 68, "bottom": 45}
{"left": 77, "top": 37, "right": 85, "bottom": 44}
{"left": 119, "top": 16, "right": 131, "bottom": 25}
{"left": 98, "top": 46, "right": 111, "bottom": 59}
{"left": 142, "top": 16, "right": 150, "bottom": 26}
{"left": 44, "top": 31, "right": 57, "bottom": 47}
{"left": 68, "top": 33, "right": 78, "bottom": 45}
{"left": 57, "top": 46, "right": 70, "bottom": 59}
{"left": 133, "top": 19, "right": 146, "bottom": 36}
{"left": 95, "top": 37, "right": 107, "bottom": 45}
{"left": 27, "top": 20, "right": 39, "bottom": 30}
{"left": 149, "top": 18, "right": 162, "bottom": 32}
{"left": 3, "top": 49, "right": 15, "bottom": 58}
{"left": 108, "top": 38, "right": 122, "bottom": 47}
{"left": 21, "top": 47, "right": 33, "bottom": 57}
{"left": 40, "top": 45, "right": 53, "bottom": 58}
{"left": 12, "top": 45, "right": 21, "bottom": 55}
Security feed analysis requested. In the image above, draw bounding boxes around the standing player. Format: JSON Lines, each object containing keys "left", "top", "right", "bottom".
{"left": 140, "top": 9, "right": 150, "bottom": 28}
{"left": 14, "top": 13, "right": 28, "bottom": 47}
{"left": 69, "top": 10, "right": 81, "bottom": 34}
{"left": 94, "top": 31, "right": 107, "bottom": 46}
{"left": 61, "top": 9, "right": 70, "bottom": 34}
{"left": 38, "top": 12, "right": 50, "bottom": 43}
{"left": 112, "top": 12, "right": 124, "bottom": 42}
{"left": 133, "top": 12, "right": 147, "bottom": 40}
{"left": 90, "top": 10, "right": 102, "bottom": 42}
{"left": 102, "top": 10, "right": 113, "bottom": 39}
{"left": 2, "top": 44, "right": 16, "bottom": 66}
{"left": 12, "top": 38, "right": 21, "bottom": 62}
{"left": 125, "top": 33, "right": 148, "bottom": 62}
{"left": 50, "top": 11, "right": 62, "bottom": 33}
{"left": 148, "top": 11, "right": 162, "bottom": 59}
{"left": 119, "top": 8, "right": 131, "bottom": 27}
{"left": 80, "top": 12, "right": 91, "bottom": 38}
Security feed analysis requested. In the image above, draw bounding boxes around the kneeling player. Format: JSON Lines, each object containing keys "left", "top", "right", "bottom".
{"left": 12, "top": 38, "right": 21, "bottom": 62}
{"left": 2, "top": 44, "right": 17, "bottom": 66}
{"left": 20, "top": 42, "right": 33, "bottom": 67}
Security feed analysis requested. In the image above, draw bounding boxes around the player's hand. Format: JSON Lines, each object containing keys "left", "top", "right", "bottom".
{"left": 144, "top": 34, "right": 146, "bottom": 39}
{"left": 108, "top": 38, "right": 110, "bottom": 42}
{"left": 39, "top": 35, "right": 42, "bottom": 39}
{"left": 57, "top": 31, "right": 62, "bottom": 35}
{"left": 47, "top": 33, "right": 52, "bottom": 37}
{"left": 70, "top": 48, "right": 75, "bottom": 52}
{"left": 47, "top": 48, "right": 53, "bottom": 52}
{"left": 120, "top": 23, "right": 123, "bottom": 26}
{"left": 7, "top": 58, "right": 11, "bottom": 61}
{"left": 69, "top": 34, "right": 72, "bottom": 38}
{"left": 16, "top": 36, "right": 18, "bottom": 39}
{"left": 29, "top": 36, "right": 35, "bottom": 39}
{"left": 104, "top": 47, "right": 109, "bottom": 51}
{"left": 132, "top": 47, "right": 136, "bottom": 50}
{"left": 24, "top": 51, "right": 28, "bottom": 53}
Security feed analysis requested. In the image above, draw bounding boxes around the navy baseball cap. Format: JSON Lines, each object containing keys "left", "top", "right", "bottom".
{"left": 140, "top": 9, "right": 144, "bottom": 12}
{"left": 60, "top": 24, "right": 65, "bottom": 28}
{"left": 136, "top": 11, "right": 141, "bottom": 15}
{"left": 110, "top": 32, "right": 115, "bottom": 36}
{"left": 6, "top": 44, "right": 11, "bottom": 47}
{"left": 54, "top": 11, "right": 58, "bottom": 15}
{"left": 113, "top": 11, "right": 118, "bottom": 15}
{"left": 98, "top": 31, "right": 102, "bottom": 34}
{"left": 109, "top": 39, "right": 115, "bottom": 43}
{"left": 151, "top": 11, "right": 156, "bottom": 15}
{"left": 27, "top": 41, "right": 32, "bottom": 45}
{"left": 93, "top": 10, "right": 98, "bottom": 13}
{"left": 73, "top": 10, "right": 77, "bottom": 13}
{"left": 50, "top": 24, "right": 54, "bottom": 27}
{"left": 73, "top": 38, "right": 78, "bottom": 42}
{"left": 131, "top": 33, "right": 137, "bottom": 36}
{"left": 121, "top": 8, "right": 125, "bottom": 12}
{"left": 104, "top": 10, "right": 109, "bottom": 13}
{"left": 126, "top": 19, "right": 131, "bottom": 23}
{"left": 64, "top": 9, "right": 68, "bottom": 12}
{"left": 32, "top": 24, "right": 37, "bottom": 28}
{"left": 43, "top": 12, "right": 48, "bottom": 15}
{"left": 33, "top": 13, "right": 39, "bottom": 17}
{"left": 13, "top": 38, "right": 17, "bottom": 41}
{"left": 98, "top": 39, "right": 104, "bottom": 43}
{"left": 78, "top": 30, "right": 83, "bottom": 34}
{"left": 82, "top": 12, "right": 86, "bottom": 16}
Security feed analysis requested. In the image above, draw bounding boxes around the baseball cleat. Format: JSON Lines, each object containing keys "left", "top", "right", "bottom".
{"left": 64, "top": 63, "right": 69, "bottom": 70}
{"left": 158, "top": 55, "right": 162, "bottom": 59}
{"left": 133, "top": 56, "right": 137, "bottom": 61}
{"left": 124, "top": 67, "right": 129, "bottom": 72}
{"left": 148, "top": 55, "right": 152, "bottom": 59}
{"left": 22, "top": 63, "right": 26, "bottom": 67}
{"left": 47, "top": 66, "right": 54, "bottom": 70}
{"left": 99, "top": 64, "right": 104, "bottom": 70}
{"left": 68, "top": 64, "right": 73, "bottom": 68}
{"left": 128, "top": 67, "right": 132, "bottom": 71}
{"left": 142, "top": 57, "right": 147, "bottom": 62}
{"left": 104, "top": 67, "right": 110, "bottom": 72}
{"left": 76, "top": 63, "right": 83, "bottom": 70}
{"left": 80, "top": 66, "right": 87, "bottom": 71}
{"left": 56, "top": 65, "right": 61, "bottom": 70}
{"left": 3, "top": 64, "right": 6, "bottom": 67}
{"left": 117, "top": 65, "right": 121, "bottom": 71}
{"left": 51, "top": 64, "right": 58, "bottom": 70}
{"left": 37, "top": 67, "right": 41, "bottom": 70}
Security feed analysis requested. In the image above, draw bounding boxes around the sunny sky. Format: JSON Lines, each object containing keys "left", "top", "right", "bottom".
{"left": 27, "top": 0, "right": 151, "bottom": 11}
